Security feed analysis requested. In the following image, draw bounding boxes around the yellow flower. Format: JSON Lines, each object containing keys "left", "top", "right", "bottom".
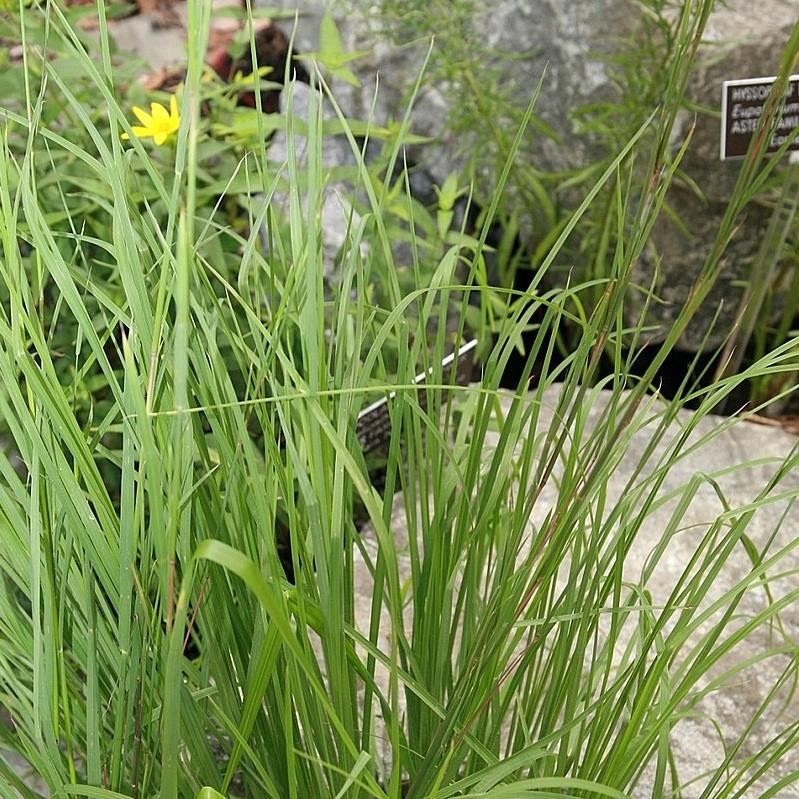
{"left": 122, "top": 95, "right": 180, "bottom": 146}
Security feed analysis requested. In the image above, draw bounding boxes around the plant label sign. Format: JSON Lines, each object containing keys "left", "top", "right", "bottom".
{"left": 356, "top": 339, "right": 477, "bottom": 457}
{"left": 721, "top": 75, "right": 799, "bottom": 159}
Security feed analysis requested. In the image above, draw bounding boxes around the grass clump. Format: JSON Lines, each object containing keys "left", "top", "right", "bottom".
{"left": 0, "top": 3, "right": 797, "bottom": 799}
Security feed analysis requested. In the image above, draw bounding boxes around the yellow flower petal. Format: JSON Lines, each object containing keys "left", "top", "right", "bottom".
{"left": 151, "top": 102, "right": 169, "bottom": 124}
{"left": 120, "top": 132, "right": 130, "bottom": 140}
{"left": 125, "top": 97, "right": 180, "bottom": 146}
{"left": 132, "top": 106, "right": 152, "bottom": 126}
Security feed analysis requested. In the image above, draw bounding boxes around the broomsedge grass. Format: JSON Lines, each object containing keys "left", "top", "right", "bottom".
{"left": 0, "top": 2, "right": 797, "bottom": 799}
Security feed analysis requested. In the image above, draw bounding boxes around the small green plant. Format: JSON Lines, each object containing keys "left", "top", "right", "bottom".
{"left": 343, "top": 0, "right": 558, "bottom": 242}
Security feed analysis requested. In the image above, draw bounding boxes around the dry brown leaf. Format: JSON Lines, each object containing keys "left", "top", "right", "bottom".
{"left": 742, "top": 413, "right": 799, "bottom": 436}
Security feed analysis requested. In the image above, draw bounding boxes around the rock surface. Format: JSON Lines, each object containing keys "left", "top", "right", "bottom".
{"left": 2, "top": 749, "right": 48, "bottom": 797}
{"left": 265, "top": 81, "right": 364, "bottom": 277}
{"left": 106, "top": 8, "right": 188, "bottom": 71}
{"left": 257, "top": 0, "right": 641, "bottom": 208}
{"left": 258, "top": 0, "right": 799, "bottom": 351}
{"left": 111, "top": 0, "right": 799, "bottom": 350}
{"left": 631, "top": 1, "right": 799, "bottom": 350}
{"left": 354, "top": 384, "right": 799, "bottom": 797}
{"left": 254, "top": 0, "right": 641, "bottom": 306}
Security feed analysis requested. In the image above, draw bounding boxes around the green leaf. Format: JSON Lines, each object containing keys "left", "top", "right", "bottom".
{"left": 319, "top": 8, "right": 345, "bottom": 62}
{"left": 196, "top": 789, "right": 229, "bottom": 799}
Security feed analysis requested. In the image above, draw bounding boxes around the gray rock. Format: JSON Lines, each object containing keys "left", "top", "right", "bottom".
{"left": 260, "top": 0, "right": 799, "bottom": 351}
{"left": 106, "top": 9, "right": 188, "bottom": 72}
{"left": 1, "top": 748, "right": 49, "bottom": 797}
{"left": 265, "top": 81, "right": 365, "bottom": 279}
{"left": 259, "top": 0, "right": 641, "bottom": 218}
{"left": 354, "top": 384, "right": 799, "bottom": 796}
{"left": 629, "top": 1, "right": 799, "bottom": 350}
